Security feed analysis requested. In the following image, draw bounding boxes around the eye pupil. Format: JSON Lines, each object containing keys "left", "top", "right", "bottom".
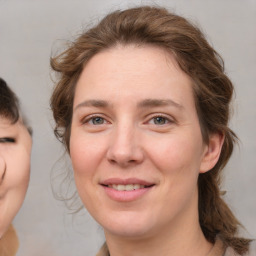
{"left": 154, "top": 117, "right": 166, "bottom": 125}
{"left": 92, "top": 117, "right": 104, "bottom": 125}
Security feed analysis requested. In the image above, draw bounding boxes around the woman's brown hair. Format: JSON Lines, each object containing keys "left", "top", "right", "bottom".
{"left": 50, "top": 6, "right": 251, "bottom": 254}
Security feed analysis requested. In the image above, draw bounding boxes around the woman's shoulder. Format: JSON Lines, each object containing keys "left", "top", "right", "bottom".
{"left": 224, "top": 240, "right": 256, "bottom": 256}
{"left": 0, "top": 224, "right": 19, "bottom": 256}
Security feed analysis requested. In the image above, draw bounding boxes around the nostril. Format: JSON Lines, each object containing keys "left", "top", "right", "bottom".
{"left": 109, "top": 159, "right": 116, "bottom": 164}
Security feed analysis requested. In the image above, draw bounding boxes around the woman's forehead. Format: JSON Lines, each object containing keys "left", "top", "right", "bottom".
{"left": 77, "top": 45, "right": 191, "bottom": 90}
{"left": 0, "top": 116, "right": 24, "bottom": 131}
{"left": 0, "top": 116, "right": 14, "bottom": 126}
{"left": 74, "top": 45, "right": 194, "bottom": 108}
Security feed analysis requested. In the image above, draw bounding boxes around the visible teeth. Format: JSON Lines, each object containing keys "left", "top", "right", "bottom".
{"left": 112, "top": 184, "right": 119, "bottom": 190}
{"left": 117, "top": 184, "right": 125, "bottom": 191}
{"left": 133, "top": 184, "right": 140, "bottom": 190}
{"left": 108, "top": 184, "right": 145, "bottom": 191}
{"left": 125, "top": 184, "right": 134, "bottom": 191}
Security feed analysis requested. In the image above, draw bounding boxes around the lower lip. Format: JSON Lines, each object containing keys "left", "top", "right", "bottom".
{"left": 102, "top": 186, "right": 153, "bottom": 202}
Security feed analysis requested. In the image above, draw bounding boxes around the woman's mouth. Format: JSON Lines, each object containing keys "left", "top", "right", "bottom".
{"left": 101, "top": 178, "right": 155, "bottom": 202}
{"left": 106, "top": 184, "right": 149, "bottom": 191}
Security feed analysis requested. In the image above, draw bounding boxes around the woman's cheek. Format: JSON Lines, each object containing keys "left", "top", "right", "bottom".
{"left": 70, "top": 137, "right": 96, "bottom": 176}
{"left": 147, "top": 136, "right": 185, "bottom": 165}
{"left": 8, "top": 152, "right": 30, "bottom": 190}
{"left": 71, "top": 130, "right": 107, "bottom": 171}
{"left": 0, "top": 156, "right": 5, "bottom": 182}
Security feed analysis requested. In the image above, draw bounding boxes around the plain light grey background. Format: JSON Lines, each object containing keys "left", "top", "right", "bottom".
{"left": 0, "top": 0, "right": 255, "bottom": 255}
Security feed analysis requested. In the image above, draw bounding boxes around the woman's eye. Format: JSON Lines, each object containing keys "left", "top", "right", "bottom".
{"left": 88, "top": 117, "right": 106, "bottom": 125}
{"left": 149, "top": 116, "right": 171, "bottom": 125}
{"left": 0, "top": 137, "right": 16, "bottom": 143}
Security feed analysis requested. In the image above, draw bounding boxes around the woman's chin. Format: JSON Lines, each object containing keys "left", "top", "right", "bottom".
{"left": 101, "top": 217, "right": 155, "bottom": 239}
{"left": 104, "top": 226, "right": 151, "bottom": 239}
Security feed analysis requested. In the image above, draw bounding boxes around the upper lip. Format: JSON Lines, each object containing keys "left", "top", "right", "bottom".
{"left": 100, "top": 178, "right": 155, "bottom": 187}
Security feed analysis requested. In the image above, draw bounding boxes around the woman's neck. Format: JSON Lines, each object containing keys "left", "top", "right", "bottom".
{"left": 104, "top": 214, "right": 212, "bottom": 256}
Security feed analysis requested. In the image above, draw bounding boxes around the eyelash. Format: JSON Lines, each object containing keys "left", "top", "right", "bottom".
{"left": 0, "top": 137, "right": 16, "bottom": 143}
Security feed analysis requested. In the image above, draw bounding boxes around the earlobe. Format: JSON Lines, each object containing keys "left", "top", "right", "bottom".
{"left": 200, "top": 132, "right": 224, "bottom": 173}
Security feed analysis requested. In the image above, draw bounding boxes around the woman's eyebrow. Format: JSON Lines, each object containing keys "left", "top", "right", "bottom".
{"left": 74, "top": 99, "right": 184, "bottom": 110}
{"left": 74, "top": 100, "right": 109, "bottom": 110}
{"left": 137, "top": 99, "right": 184, "bottom": 109}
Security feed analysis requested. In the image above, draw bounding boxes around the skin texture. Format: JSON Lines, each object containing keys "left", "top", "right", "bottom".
{"left": 70, "top": 45, "right": 223, "bottom": 256}
{"left": 0, "top": 117, "right": 32, "bottom": 238}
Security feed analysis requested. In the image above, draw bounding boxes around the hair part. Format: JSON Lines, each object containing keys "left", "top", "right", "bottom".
{"left": 50, "top": 6, "right": 251, "bottom": 254}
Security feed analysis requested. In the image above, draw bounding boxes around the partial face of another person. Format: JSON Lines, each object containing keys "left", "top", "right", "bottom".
{"left": 70, "top": 45, "right": 221, "bottom": 239}
{"left": 0, "top": 117, "right": 32, "bottom": 238}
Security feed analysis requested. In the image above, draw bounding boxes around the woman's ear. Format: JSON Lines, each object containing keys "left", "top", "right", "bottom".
{"left": 200, "top": 132, "right": 224, "bottom": 173}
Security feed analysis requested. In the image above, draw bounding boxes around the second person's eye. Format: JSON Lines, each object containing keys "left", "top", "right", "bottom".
{"left": 0, "top": 137, "right": 16, "bottom": 143}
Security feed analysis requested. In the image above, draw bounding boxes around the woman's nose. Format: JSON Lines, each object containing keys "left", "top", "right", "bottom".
{"left": 106, "top": 126, "right": 144, "bottom": 168}
{"left": 0, "top": 156, "right": 6, "bottom": 184}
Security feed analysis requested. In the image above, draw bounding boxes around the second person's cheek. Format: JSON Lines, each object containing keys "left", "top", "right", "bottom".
{"left": 0, "top": 156, "right": 6, "bottom": 184}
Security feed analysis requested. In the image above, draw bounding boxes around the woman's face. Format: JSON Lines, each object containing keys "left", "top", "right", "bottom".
{"left": 70, "top": 45, "right": 219, "bottom": 239}
{"left": 0, "top": 117, "right": 32, "bottom": 238}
